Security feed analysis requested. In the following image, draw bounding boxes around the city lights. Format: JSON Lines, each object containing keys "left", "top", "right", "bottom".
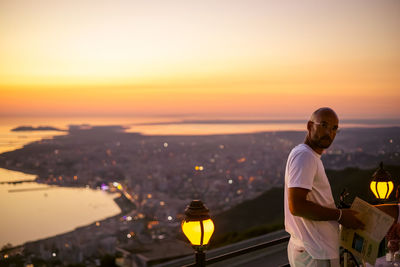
{"left": 100, "top": 183, "right": 109, "bottom": 191}
{"left": 195, "top": 166, "right": 204, "bottom": 171}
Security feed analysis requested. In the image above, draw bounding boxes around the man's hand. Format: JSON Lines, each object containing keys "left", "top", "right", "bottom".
{"left": 338, "top": 209, "right": 365, "bottom": 230}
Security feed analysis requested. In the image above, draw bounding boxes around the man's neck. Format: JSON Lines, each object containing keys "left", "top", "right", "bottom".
{"left": 304, "top": 139, "right": 323, "bottom": 155}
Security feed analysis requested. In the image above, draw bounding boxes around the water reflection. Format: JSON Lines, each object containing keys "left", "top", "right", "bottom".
{"left": 0, "top": 168, "right": 120, "bottom": 248}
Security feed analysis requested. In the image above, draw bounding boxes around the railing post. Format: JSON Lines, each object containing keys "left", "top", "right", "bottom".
{"left": 195, "top": 250, "right": 205, "bottom": 267}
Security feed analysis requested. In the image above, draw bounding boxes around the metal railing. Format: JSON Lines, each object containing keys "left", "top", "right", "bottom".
{"left": 182, "top": 235, "right": 290, "bottom": 267}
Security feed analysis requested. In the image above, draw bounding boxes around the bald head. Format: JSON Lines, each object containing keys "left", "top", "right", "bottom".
{"left": 310, "top": 107, "right": 339, "bottom": 123}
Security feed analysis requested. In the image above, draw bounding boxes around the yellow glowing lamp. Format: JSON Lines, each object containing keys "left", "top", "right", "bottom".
{"left": 181, "top": 200, "right": 215, "bottom": 247}
{"left": 370, "top": 162, "right": 394, "bottom": 200}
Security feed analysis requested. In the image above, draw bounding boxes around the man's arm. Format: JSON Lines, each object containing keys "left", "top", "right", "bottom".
{"left": 288, "top": 187, "right": 365, "bottom": 230}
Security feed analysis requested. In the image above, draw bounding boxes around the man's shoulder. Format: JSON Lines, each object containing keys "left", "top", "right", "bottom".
{"left": 290, "top": 144, "right": 314, "bottom": 156}
{"left": 289, "top": 144, "right": 319, "bottom": 163}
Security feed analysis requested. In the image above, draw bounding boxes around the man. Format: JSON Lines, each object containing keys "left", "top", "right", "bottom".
{"left": 284, "top": 107, "right": 365, "bottom": 267}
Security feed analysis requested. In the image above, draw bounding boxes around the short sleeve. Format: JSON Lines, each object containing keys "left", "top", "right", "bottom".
{"left": 287, "top": 150, "right": 317, "bottom": 190}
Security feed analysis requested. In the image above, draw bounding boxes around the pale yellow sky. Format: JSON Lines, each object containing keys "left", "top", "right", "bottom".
{"left": 0, "top": 0, "right": 399, "bottom": 118}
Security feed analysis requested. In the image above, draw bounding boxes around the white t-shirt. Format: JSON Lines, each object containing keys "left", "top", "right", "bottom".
{"left": 284, "top": 144, "right": 339, "bottom": 259}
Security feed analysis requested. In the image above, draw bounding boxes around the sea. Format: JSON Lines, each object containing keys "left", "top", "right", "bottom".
{"left": 1, "top": 115, "right": 399, "bottom": 248}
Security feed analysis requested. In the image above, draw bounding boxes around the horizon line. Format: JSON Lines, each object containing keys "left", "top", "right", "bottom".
{"left": 133, "top": 118, "right": 400, "bottom": 126}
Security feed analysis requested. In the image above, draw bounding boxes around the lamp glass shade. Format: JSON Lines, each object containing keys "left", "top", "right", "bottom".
{"left": 182, "top": 219, "right": 214, "bottom": 246}
{"left": 370, "top": 181, "right": 394, "bottom": 199}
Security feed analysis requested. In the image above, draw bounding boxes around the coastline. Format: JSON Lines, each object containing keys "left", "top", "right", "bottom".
{"left": 0, "top": 166, "right": 135, "bottom": 250}
{"left": 20, "top": 192, "right": 135, "bottom": 247}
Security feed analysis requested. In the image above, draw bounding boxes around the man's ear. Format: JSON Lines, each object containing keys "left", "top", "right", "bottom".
{"left": 307, "top": 121, "right": 312, "bottom": 131}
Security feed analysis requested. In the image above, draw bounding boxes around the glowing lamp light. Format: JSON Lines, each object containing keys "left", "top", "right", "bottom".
{"left": 370, "top": 162, "right": 394, "bottom": 200}
{"left": 182, "top": 219, "right": 214, "bottom": 246}
{"left": 181, "top": 200, "right": 214, "bottom": 267}
{"left": 182, "top": 200, "right": 214, "bottom": 247}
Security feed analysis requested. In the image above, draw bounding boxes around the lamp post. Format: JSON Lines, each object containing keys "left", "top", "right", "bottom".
{"left": 370, "top": 162, "right": 394, "bottom": 201}
{"left": 181, "top": 200, "right": 214, "bottom": 267}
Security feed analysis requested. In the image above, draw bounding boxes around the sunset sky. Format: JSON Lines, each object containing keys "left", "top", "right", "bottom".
{"left": 1, "top": 0, "right": 399, "bottom": 119}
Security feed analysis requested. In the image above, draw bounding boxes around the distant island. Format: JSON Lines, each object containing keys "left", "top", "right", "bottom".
{"left": 11, "top": 126, "right": 65, "bottom": 132}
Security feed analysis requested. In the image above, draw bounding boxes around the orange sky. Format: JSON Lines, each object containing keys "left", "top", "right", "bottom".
{"left": 1, "top": 0, "right": 399, "bottom": 118}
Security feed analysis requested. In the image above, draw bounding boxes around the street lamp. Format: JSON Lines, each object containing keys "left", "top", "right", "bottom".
{"left": 370, "top": 162, "right": 394, "bottom": 200}
{"left": 182, "top": 200, "right": 214, "bottom": 267}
